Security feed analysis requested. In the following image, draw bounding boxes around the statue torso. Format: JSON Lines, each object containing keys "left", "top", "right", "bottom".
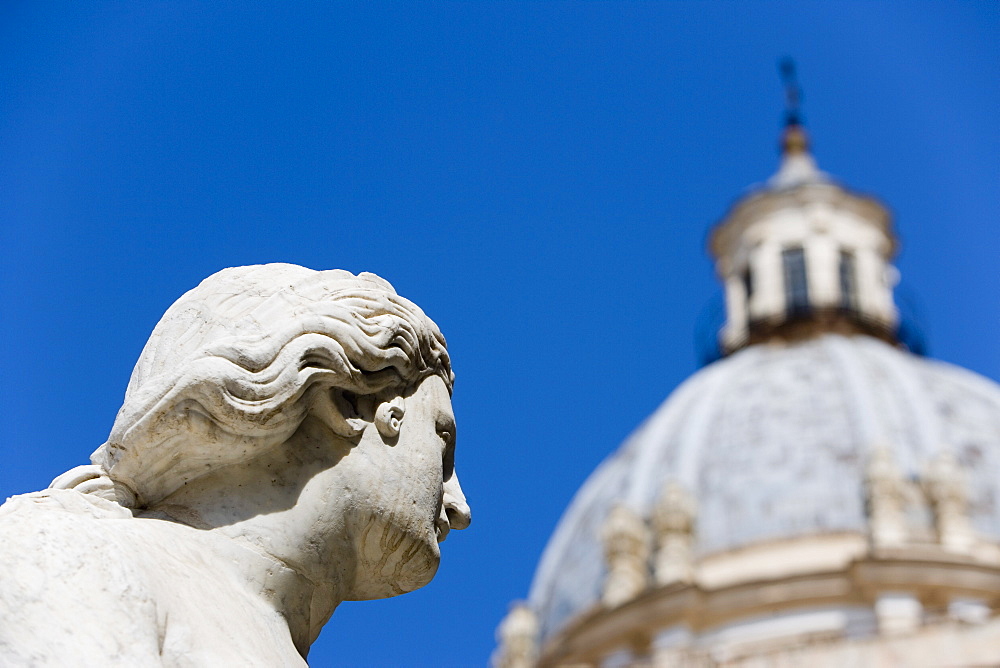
{"left": 0, "top": 490, "right": 308, "bottom": 667}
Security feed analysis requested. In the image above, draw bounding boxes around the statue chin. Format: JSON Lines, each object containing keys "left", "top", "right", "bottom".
{"left": 349, "top": 513, "right": 441, "bottom": 600}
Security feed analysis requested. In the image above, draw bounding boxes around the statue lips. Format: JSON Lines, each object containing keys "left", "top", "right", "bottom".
{"left": 435, "top": 510, "right": 451, "bottom": 543}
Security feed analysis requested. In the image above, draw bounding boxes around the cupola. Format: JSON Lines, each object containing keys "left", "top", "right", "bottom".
{"left": 709, "top": 64, "right": 899, "bottom": 354}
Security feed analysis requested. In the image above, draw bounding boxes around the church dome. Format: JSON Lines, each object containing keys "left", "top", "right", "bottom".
{"left": 494, "top": 69, "right": 1000, "bottom": 668}
{"left": 528, "top": 333, "right": 1000, "bottom": 642}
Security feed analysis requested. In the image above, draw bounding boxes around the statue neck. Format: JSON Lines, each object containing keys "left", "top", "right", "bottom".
{"left": 144, "top": 419, "right": 359, "bottom": 655}
{"left": 137, "top": 502, "right": 342, "bottom": 657}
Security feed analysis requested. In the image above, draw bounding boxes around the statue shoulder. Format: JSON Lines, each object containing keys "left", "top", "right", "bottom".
{"left": 0, "top": 489, "right": 164, "bottom": 665}
{"left": 0, "top": 487, "right": 134, "bottom": 521}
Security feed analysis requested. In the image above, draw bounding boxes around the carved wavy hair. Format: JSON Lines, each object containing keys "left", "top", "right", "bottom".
{"left": 52, "top": 264, "right": 452, "bottom": 508}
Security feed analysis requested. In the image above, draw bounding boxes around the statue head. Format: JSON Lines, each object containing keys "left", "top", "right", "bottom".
{"left": 54, "top": 263, "right": 469, "bottom": 597}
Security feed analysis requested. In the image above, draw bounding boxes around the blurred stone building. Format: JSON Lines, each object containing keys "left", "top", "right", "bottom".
{"left": 494, "top": 114, "right": 1000, "bottom": 667}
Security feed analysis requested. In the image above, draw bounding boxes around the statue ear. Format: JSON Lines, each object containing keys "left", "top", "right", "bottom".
{"left": 375, "top": 397, "right": 405, "bottom": 441}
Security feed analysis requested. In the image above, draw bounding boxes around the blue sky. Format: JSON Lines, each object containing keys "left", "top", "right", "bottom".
{"left": 1, "top": 2, "right": 997, "bottom": 665}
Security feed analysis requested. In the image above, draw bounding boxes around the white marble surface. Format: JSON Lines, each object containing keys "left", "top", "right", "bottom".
{"left": 0, "top": 264, "right": 470, "bottom": 666}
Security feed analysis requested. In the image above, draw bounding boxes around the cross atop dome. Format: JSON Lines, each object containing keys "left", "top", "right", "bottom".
{"left": 770, "top": 59, "right": 829, "bottom": 190}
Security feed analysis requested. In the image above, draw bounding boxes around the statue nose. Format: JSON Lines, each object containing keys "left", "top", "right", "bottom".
{"left": 443, "top": 475, "right": 471, "bottom": 530}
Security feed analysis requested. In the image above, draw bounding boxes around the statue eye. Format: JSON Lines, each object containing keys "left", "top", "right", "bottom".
{"left": 442, "top": 441, "right": 455, "bottom": 480}
{"left": 436, "top": 419, "right": 456, "bottom": 479}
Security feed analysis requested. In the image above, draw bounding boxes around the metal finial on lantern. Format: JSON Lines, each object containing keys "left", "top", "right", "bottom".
{"left": 778, "top": 57, "right": 809, "bottom": 154}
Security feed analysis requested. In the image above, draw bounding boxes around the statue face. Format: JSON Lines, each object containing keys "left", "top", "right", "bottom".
{"left": 346, "top": 375, "right": 470, "bottom": 599}
{"left": 149, "top": 372, "right": 467, "bottom": 603}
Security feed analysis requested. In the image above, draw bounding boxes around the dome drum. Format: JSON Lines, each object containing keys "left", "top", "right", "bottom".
{"left": 532, "top": 434, "right": 1000, "bottom": 665}
{"left": 535, "top": 549, "right": 1000, "bottom": 667}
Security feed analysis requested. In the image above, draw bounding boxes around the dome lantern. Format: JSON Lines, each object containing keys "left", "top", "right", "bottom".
{"left": 710, "top": 63, "right": 900, "bottom": 354}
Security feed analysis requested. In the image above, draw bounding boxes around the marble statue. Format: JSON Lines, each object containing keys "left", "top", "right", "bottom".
{"left": 0, "top": 264, "right": 471, "bottom": 666}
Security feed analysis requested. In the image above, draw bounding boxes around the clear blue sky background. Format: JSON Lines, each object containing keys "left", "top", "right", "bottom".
{"left": 1, "top": 2, "right": 997, "bottom": 666}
